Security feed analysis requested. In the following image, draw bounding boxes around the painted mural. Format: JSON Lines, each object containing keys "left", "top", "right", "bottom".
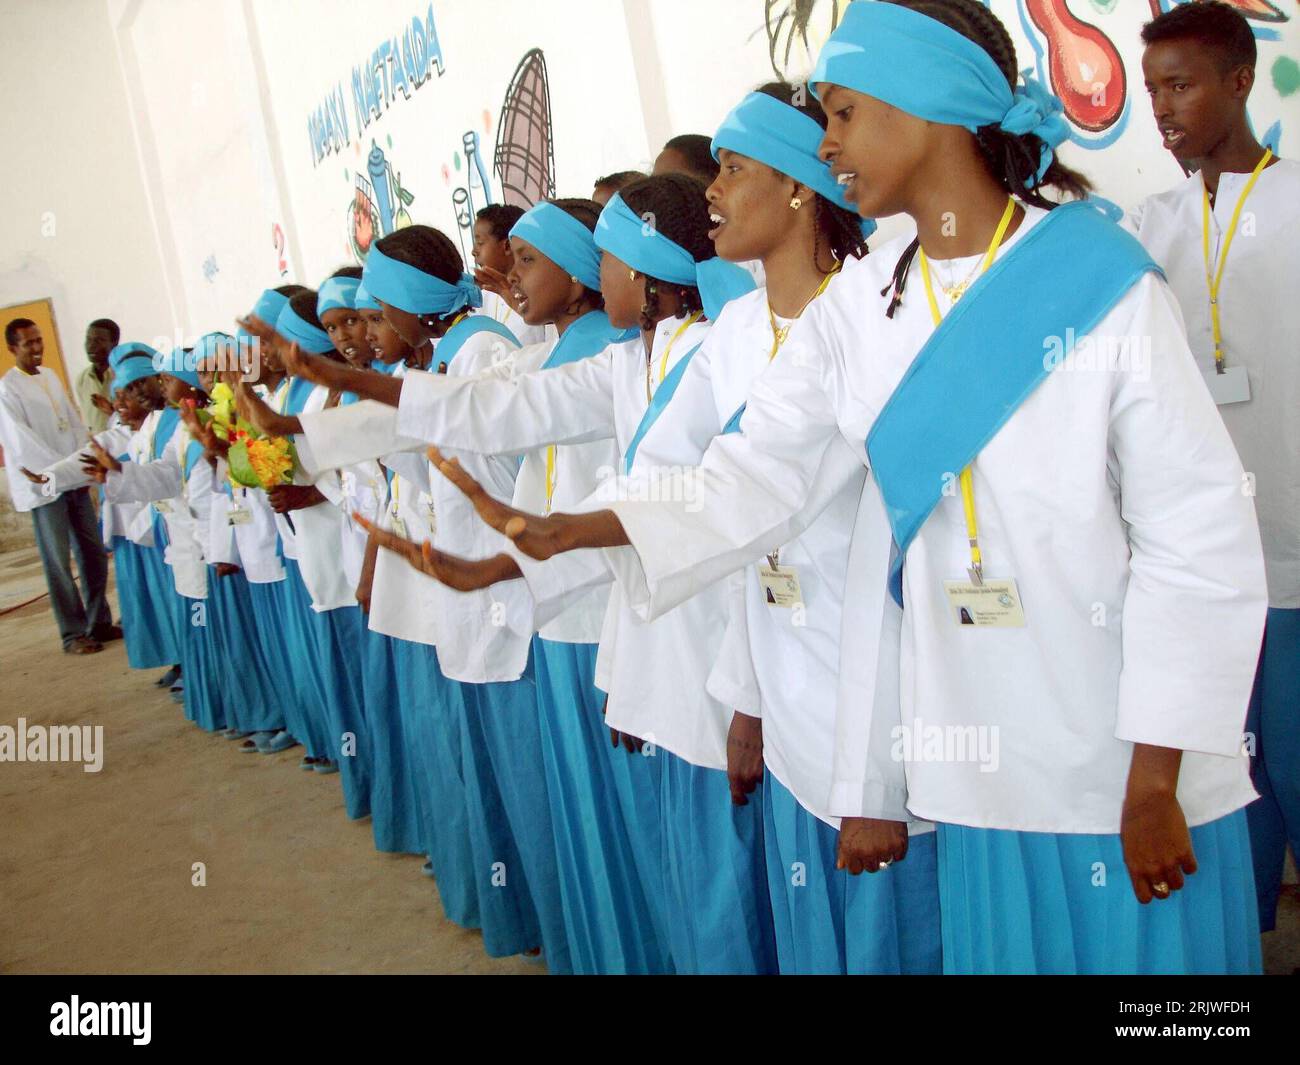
{"left": 761, "top": 0, "right": 1295, "bottom": 159}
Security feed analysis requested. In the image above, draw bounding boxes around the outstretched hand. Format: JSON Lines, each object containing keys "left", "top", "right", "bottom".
{"left": 352, "top": 512, "right": 521, "bottom": 592}
{"left": 426, "top": 446, "right": 588, "bottom": 561}
{"left": 19, "top": 467, "right": 48, "bottom": 485}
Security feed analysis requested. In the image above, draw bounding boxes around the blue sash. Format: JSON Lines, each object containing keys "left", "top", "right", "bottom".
{"left": 622, "top": 342, "right": 705, "bottom": 474}
{"left": 284, "top": 375, "right": 317, "bottom": 417}
{"left": 434, "top": 314, "right": 519, "bottom": 369}
{"left": 182, "top": 438, "right": 205, "bottom": 480}
{"left": 865, "top": 201, "right": 1163, "bottom": 606}
{"left": 153, "top": 407, "right": 181, "bottom": 459}
{"left": 541, "top": 310, "right": 635, "bottom": 371}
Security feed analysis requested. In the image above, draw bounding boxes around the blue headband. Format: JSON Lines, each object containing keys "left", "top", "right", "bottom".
{"left": 275, "top": 301, "right": 335, "bottom": 354}
{"left": 317, "top": 277, "right": 360, "bottom": 316}
{"left": 810, "top": 2, "right": 1068, "bottom": 183}
{"left": 354, "top": 280, "right": 381, "bottom": 311}
{"left": 595, "top": 194, "right": 756, "bottom": 321}
{"left": 108, "top": 341, "right": 159, "bottom": 370}
{"left": 712, "top": 92, "right": 876, "bottom": 239}
{"left": 151, "top": 346, "right": 207, "bottom": 393}
{"left": 109, "top": 355, "right": 157, "bottom": 397}
{"left": 361, "top": 243, "right": 482, "bottom": 317}
{"left": 509, "top": 203, "right": 603, "bottom": 291}
{"left": 249, "top": 289, "right": 289, "bottom": 327}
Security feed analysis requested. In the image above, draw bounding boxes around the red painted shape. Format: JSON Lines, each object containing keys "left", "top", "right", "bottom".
{"left": 1026, "top": 0, "right": 1127, "bottom": 132}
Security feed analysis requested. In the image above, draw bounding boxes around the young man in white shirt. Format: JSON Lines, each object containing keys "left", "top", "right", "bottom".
{"left": 1130, "top": 0, "right": 1299, "bottom": 936}
{"left": 0, "top": 318, "right": 117, "bottom": 654}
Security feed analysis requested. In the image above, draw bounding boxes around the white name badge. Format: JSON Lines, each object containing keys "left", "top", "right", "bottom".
{"left": 153, "top": 499, "right": 172, "bottom": 514}
{"left": 227, "top": 506, "right": 253, "bottom": 526}
{"left": 390, "top": 514, "right": 409, "bottom": 540}
{"left": 943, "top": 578, "right": 1026, "bottom": 628}
{"left": 757, "top": 563, "right": 803, "bottom": 608}
{"left": 1203, "top": 365, "right": 1250, "bottom": 406}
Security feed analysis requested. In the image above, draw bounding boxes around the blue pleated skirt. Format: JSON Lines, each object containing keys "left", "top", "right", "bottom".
{"left": 657, "top": 749, "right": 778, "bottom": 974}
{"left": 361, "top": 625, "right": 424, "bottom": 855}
{"left": 391, "top": 638, "right": 479, "bottom": 932}
{"left": 171, "top": 591, "right": 225, "bottom": 733}
{"left": 245, "top": 575, "right": 315, "bottom": 751}
{"left": 534, "top": 638, "right": 671, "bottom": 974}
{"left": 455, "top": 676, "right": 547, "bottom": 961}
{"left": 469, "top": 650, "right": 571, "bottom": 974}
{"left": 206, "top": 570, "right": 284, "bottom": 734}
{"left": 1244, "top": 606, "right": 1300, "bottom": 933}
{"left": 277, "top": 558, "right": 335, "bottom": 759}
{"left": 937, "top": 809, "right": 1262, "bottom": 974}
{"left": 303, "top": 604, "right": 370, "bottom": 820}
{"left": 763, "top": 771, "right": 941, "bottom": 974}
{"left": 605, "top": 723, "right": 675, "bottom": 971}
{"left": 111, "top": 536, "right": 178, "bottom": 669}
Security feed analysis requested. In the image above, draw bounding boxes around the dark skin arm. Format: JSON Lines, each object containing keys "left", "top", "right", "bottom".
{"left": 1121, "top": 744, "right": 1196, "bottom": 903}
{"left": 726, "top": 712, "right": 763, "bottom": 806}
{"left": 352, "top": 512, "right": 522, "bottom": 592}
{"left": 424, "top": 445, "right": 629, "bottom": 560}
{"left": 268, "top": 484, "right": 327, "bottom": 513}
{"left": 356, "top": 530, "right": 380, "bottom": 613}
{"left": 225, "top": 375, "right": 301, "bottom": 437}
{"left": 282, "top": 343, "right": 402, "bottom": 407}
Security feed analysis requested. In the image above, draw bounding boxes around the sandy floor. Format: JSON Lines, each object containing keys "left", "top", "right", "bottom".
{"left": 1, "top": 544, "right": 1296, "bottom": 975}
{"left": 0, "top": 546, "right": 532, "bottom": 974}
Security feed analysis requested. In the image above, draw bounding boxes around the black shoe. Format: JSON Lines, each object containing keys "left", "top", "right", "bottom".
{"left": 92, "top": 624, "right": 124, "bottom": 643}
{"left": 155, "top": 665, "right": 182, "bottom": 688}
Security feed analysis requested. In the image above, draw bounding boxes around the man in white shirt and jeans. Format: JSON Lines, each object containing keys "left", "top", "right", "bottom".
{"left": 1, "top": 318, "right": 117, "bottom": 654}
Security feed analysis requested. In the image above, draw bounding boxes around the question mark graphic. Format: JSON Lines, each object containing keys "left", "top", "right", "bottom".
{"left": 272, "top": 223, "right": 288, "bottom": 276}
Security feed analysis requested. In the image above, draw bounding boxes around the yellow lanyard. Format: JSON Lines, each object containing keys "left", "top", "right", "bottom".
{"left": 767, "top": 266, "right": 839, "bottom": 361}
{"left": 918, "top": 196, "right": 1017, "bottom": 584}
{"left": 1202, "top": 148, "right": 1271, "bottom": 373}
{"left": 544, "top": 445, "right": 557, "bottom": 515}
{"left": 647, "top": 311, "right": 703, "bottom": 402}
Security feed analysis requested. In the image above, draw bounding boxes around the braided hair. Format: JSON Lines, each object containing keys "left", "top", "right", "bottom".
{"left": 753, "top": 80, "right": 869, "bottom": 270}
{"left": 879, "top": 0, "right": 1093, "bottom": 317}
{"left": 618, "top": 173, "right": 713, "bottom": 329}
{"left": 547, "top": 197, "right": 606, "bottom": 309}
{"left": 374, "top": 225, "right": 468, "bottom": 323}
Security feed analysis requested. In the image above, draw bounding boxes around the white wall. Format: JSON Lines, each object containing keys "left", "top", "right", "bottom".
{"left": 4, "top": 0, "right": 1300, "bottom": 365}
{"left": 0, "top": 0, "right": 173, "bottom": 377}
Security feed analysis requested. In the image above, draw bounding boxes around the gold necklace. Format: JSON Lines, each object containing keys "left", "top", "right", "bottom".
{"left": 766, "top": 265, "right": 840, "bottom": 360}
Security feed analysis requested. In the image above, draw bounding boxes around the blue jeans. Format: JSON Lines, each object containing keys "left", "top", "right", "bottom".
{"left": 29, "top": 488, "right": 111, "bottom": 647}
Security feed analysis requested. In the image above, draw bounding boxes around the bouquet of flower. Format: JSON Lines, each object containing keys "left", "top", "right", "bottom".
{"left": 191, "top": 383, "right": 297, "bottom": 490}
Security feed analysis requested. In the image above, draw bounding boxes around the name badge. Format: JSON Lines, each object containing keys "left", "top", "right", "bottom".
{"left": 153, "top": 499, "right": 173, "bottom": 514}
{"left": 390, "top": 513, "right": 409, "bottom": 540}
{"left": 424, "top": 499, "right": 438, "bottom": 535}
{"left": 757, "top": 563, "right": 803, "bottom": 608}
{"left": 227, "top": 506, "right": 253, "bottom": 526}
{"left": 1203, "top": 365, "right": 1250, "bottom": 406}
{"left": 943, "top": 578, "right": 1026, "bottom": 627}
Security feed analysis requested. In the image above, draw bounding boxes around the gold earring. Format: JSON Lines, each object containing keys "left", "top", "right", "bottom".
{"left": 789, "top": 196, "right": 803, "bottom": 211}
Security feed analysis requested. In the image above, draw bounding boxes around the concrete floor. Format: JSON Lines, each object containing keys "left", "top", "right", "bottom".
{"left": 0, "top": 543, "right": 1296, "bottom": 975}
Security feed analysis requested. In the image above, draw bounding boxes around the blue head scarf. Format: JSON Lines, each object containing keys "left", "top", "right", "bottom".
{"left": 354, "top": 280, "right": 381, "bottom": 311}
{"left": 595, "top": 193, "right": 755, "bottom": 321}
{"left": 108, "top": 341, "right": 160, "bottom": 371}
{"left": 247, "top": 289, "right": 290, "bottom": 328}
{"left": 275, "top": 300, "right": 334, "bottom": 354}
{"left": 317, "top": 276, "right": 361, "bottom": 316}
{"left": 711, "top": 91, "right": 877, "bottom": 239}
{"left": 361, "top": 243, "right": 482, "bottom": 317}
{"left": 108, "top": 355, "right": 157, "bottom": 397}
{"left": 809, "top": 2, "right": 1069, "bottom": 184}
{"left": 508, "top": 202, "right": 603, "bottom": 291}
{"left": 152, "top": 346, "right": 207, "bottom": 393}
